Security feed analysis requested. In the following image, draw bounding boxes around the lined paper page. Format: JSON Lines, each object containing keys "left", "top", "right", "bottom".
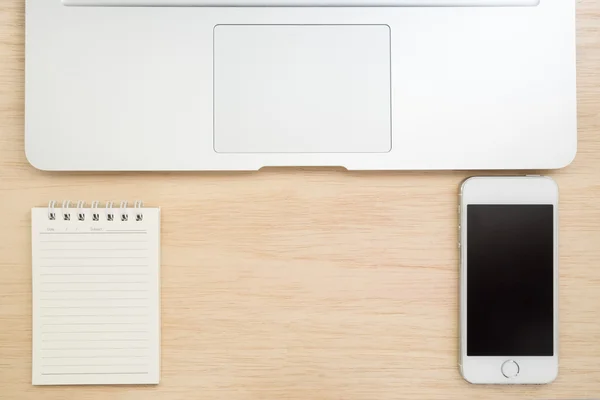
{"left": 31, "top": 207, "right": 160, "bottom": 385}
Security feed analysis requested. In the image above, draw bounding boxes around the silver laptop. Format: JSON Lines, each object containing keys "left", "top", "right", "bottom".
{"left": 25, "top": 0, "right": 576, "bottom": 171}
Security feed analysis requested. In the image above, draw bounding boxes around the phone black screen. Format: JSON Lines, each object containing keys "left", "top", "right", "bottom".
{"left": 466, "top": 205, "right": 554, "bottom": 356}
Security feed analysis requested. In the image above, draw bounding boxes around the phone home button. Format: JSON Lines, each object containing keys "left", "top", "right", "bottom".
{"left": 501, "top": 360, "right": 520, "bottom": 378}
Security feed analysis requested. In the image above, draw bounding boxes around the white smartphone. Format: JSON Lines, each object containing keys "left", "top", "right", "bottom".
{"left": 459, "top": 176, "right": 558, "bottom": 384}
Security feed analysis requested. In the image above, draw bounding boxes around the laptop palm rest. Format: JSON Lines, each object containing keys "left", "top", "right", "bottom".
{"left": 213, "top": 25, "right": 392, "bottom": 154}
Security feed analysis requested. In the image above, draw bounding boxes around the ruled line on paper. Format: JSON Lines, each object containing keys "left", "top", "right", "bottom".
{"left": 41, "top": 306, "right": 149, "bottom": 309}
{"left": 42, "top": 364, "right": 148, "bottom": 367}
{"left": 43, "top": 282, "right": 148, "bottom": 285}
{"left": 42, "top": 331, "right": 148, "bottom": 334}
{"left": 42, "top": 323, "right": 148, "bottom": 326}
{"left": 41, "top": 249, "right": 148, "bottom": 251}
{"left": 41, "top": 289, "right": 147, "bottom": 293}
{"left": 41, "top": 297, "right": 148, "bottom": 302}
{"left": 41, "top": 339, "right": 150, "bottom": 342}
{"left": 41, "top": 286, "right": 149, "bottom": 293}
{"left": 41, "top": 372, "right": 149, "bottom": 376}
{"left": 40, "top": 241, "right": 148, "bottom": 243}
{"left": 41, "top": 257, "right": 149, "bottom": 259}
{"left": 42, "top": 355, "right": 150, "bottom": 359}
{"left": 41, "top": 298, "right": 148, "bottom": 302}
{"left": 39, "top": 232, "right": 148, "bottom": 235}
{"left": 40, "top": 265, "right": 149, "bottom": 268}
{"left": 40, "top": 273, "right": 149, "bottom": 276}
{"left": 105, "top": 230, "right": 148, "bottom": 233}
{"left": 40, "top": 314, "right": 150, "bottom": 317}
{"left": 41, "top": 347, "right": 150, "bottom": 350}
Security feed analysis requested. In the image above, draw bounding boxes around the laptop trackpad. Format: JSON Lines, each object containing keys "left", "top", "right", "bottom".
{"left": 213, "top": 25, "right": 391, "bottom": 154}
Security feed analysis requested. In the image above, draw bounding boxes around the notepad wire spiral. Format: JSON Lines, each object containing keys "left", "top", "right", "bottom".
{"left": 47, "top": 200, "right": 144, "bottom": 222}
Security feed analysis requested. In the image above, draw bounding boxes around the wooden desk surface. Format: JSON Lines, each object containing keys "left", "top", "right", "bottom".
{"left": 1, "top": 1, "right": 599, "bottom": 398}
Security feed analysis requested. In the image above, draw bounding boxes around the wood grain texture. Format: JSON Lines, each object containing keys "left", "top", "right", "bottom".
{"left": 1, "top": 1, "right": 599, "bottom": 398}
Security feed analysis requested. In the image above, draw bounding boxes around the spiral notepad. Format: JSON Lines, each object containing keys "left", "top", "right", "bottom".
{"left": 31, "top": 201, "right": 161, "bottom": 386}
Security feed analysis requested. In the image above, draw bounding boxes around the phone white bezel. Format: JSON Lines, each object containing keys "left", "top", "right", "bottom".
{"left": 459, "top": 176, "right": 559, "bottom": 384}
